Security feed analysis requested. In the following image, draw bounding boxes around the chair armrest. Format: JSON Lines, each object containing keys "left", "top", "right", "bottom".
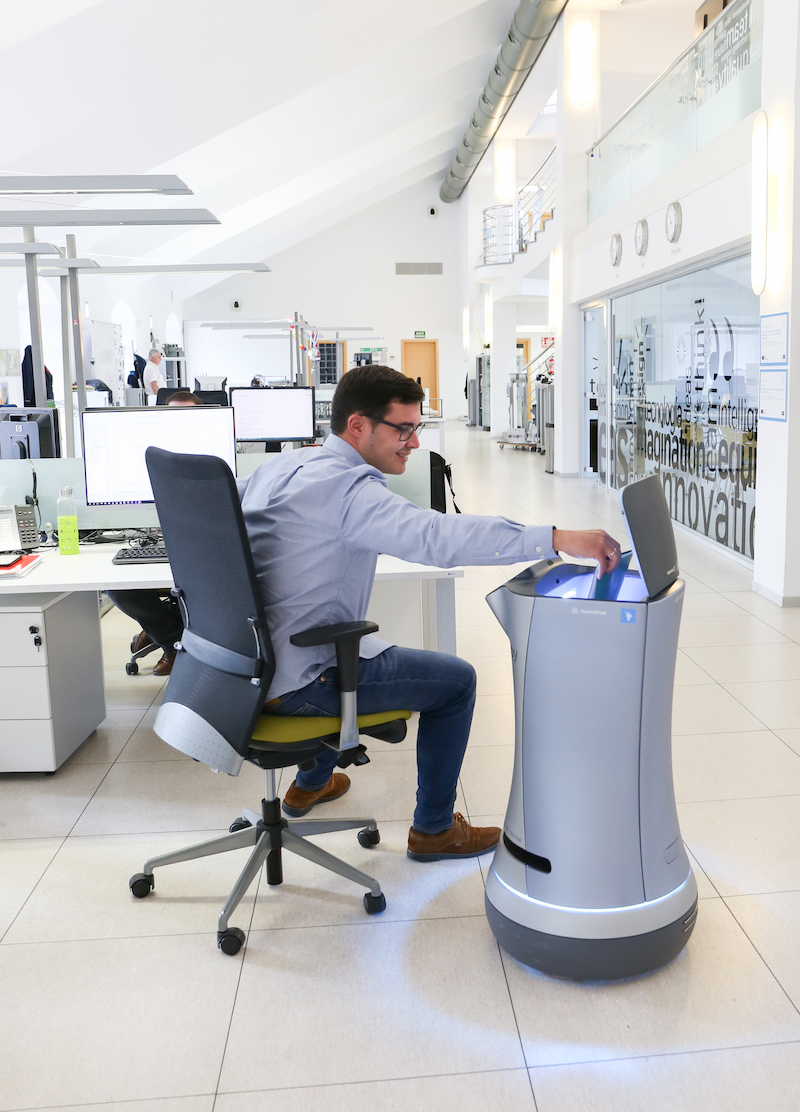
{"left": 289, "top": 620, "right": 378, "bottom": 649}
{"left": 289, "top": 620, "right": 380, "bottom": 753}
{"left": 290, "top": 621, "right": 378, "bottom": 693}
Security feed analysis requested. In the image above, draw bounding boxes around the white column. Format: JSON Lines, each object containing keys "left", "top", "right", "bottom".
{"left": 553, "top": 10, "right": 600, "bottom": 477}
{"left": 753, "top": 4, "right": 800, "bottom": 604}
{"left": 491, "top": 298, "right": 517, "bottom": 437}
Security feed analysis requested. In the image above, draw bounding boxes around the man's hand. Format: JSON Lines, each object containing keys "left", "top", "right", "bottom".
{"left": 552, "top": 529, "right": 622, "bottom": 578}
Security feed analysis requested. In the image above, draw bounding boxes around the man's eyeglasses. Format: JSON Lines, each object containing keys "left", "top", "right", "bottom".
{"left": 364, "top": 415, "right": 424, "bottom": 442}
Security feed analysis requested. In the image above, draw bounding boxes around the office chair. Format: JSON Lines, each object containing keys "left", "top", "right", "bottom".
{"left": 124, "top": 599, "right": 178, "bottom": 675}
{"left": 128, "top": 447, "right": 411, "bottom": 955}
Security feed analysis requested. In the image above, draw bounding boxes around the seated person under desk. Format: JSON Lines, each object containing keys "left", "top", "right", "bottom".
{"left": 106, "top": 390, "right": 203, "bottom": 676}
{"left": 239, "top": 365, "right": 622, "bottom": 862}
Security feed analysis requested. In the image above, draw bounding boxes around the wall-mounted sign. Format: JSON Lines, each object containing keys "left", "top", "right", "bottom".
{"left": 414, "top": 330, "right": 426, "bottom": 338}
{"left": 0, "top": 349, "right": 20, "bottom": 376}
{"left": 760, "top": 313, "right": 788, "bottom": 365}
{"left": 541, "top": 336, "right": 555, "bottom": 348}
{"left": 759, "top": 367, "right": 788, "bottom": 421}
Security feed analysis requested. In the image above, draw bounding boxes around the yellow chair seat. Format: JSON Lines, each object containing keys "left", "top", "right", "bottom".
{"left": 250, "top": 709, "right": 412, "bottom": 748}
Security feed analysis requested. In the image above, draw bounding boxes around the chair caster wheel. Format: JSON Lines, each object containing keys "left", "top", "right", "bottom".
{"left": 129, "top": 872, "right": 154, "bottom": 898}
{"left": 125, "top": 662, "right": 139, "bottom": 676}
{"left": 229, "top": 817, "right": 252, "bottom": 833}
{"left": 363, "top": 891, "right": 386, "bottom": 915}
{"left": 357, "top": 827, "right": 380, "bottom": 848}
{"left": 217, "top": 927, "right": 246, "bottom": 955}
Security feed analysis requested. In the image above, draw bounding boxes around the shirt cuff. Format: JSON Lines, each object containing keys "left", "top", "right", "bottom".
{"left": 523, "top": 525, "right": 557, "bottom": 561}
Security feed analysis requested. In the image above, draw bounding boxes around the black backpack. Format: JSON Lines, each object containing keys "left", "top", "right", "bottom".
{"left": 128, "top": 353, "right": 147, "bottom": 387}
{"left": 430, "top": 452, "right": 461, "bottom": 514}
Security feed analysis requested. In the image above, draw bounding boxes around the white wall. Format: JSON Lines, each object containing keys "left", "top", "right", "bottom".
{"left": 184, "top": 321, "right": 294, "bottom": 386}
{"left": 179, "top": 175, "right": 467, "bottom": 418}
{"left": 570, "top": 117, "right": 753, "bottom": 305}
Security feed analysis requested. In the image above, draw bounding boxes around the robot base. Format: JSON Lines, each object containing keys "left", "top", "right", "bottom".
{"left": 486, "top": 894, "right": 698, "bottom": 981}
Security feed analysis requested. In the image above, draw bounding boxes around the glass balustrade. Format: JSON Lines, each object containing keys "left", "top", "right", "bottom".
{"left": 588, "top": 0, "right": 763, "bottom": 222}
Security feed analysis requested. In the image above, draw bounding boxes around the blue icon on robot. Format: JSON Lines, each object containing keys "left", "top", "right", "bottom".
{"left": 621, "top": 609, "right": 636, "bottom": 623}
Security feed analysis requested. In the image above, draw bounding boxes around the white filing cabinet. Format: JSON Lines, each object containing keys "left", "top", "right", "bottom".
{"left": 0, "top": 592, "right": 106, "bottom": 772}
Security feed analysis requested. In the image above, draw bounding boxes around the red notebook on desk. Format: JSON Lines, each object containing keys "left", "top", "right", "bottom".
{"left": 0, "top": 552, "right": 44, "bottom": 579}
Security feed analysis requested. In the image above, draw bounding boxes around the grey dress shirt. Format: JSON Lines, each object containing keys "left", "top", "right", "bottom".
{"left": 239, "top": 434, "right": 555, "bottom": 698}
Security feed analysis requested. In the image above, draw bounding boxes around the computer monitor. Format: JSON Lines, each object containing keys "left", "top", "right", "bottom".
{"left": 82, "top": 406, "right": 236, "bottom": 506}
{"left": 0, "top": 408, "right": 60, "bottom": 459}
{"left": 195, "top": 375, "right": 227, "bottom": 392}
{"left": 229, "top": 386, "right": 315, "bottom": 442}
{"left": 156, "top": 388, "right": 229, "bottom": 406}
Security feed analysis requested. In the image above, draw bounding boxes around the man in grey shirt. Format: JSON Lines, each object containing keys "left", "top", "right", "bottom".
{"left": 240, "top": 366, "right": 621, "bottom": 861}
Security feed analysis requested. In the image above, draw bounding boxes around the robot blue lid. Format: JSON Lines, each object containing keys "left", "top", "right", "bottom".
{"left": 619, "top": 475, "right": 679, "bottom": 598}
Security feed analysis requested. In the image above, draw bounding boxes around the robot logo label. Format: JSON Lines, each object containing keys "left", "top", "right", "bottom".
{"left": 621, "top": 609, "right": 637, "bottom": 623}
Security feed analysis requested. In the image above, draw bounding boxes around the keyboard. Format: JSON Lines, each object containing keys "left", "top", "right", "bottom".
{"left": 112, "top": 544, "right": 170, "bottom": 565}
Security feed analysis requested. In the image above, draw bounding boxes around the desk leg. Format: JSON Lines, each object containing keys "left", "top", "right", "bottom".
{"left": 421, "top": 577, "right": 457, "bottom": 656}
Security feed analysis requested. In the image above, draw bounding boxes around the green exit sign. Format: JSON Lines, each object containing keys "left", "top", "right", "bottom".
{"left": 414, "top": 330, "right": 426, "bottom": 338}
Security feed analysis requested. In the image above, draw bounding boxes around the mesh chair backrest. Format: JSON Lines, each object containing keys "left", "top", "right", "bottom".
{"left": 146, "top": 446, "right": 274, "bottom": 757}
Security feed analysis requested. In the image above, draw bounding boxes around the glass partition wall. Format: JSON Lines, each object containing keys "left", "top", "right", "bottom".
{"left": 586, "top": 254, "right": 758, "bottom": 559}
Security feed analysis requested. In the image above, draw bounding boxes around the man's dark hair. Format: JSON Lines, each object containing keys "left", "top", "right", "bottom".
{"left": 330, "top": 365, "right": 425, "bottom": 434}
{"left": 167, "top": 390, "right": 203, "bottom": 405}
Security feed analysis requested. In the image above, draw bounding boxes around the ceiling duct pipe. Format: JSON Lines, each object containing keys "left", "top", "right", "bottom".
{"left": 439, "top": 0, "right": 568, "bottom": 203}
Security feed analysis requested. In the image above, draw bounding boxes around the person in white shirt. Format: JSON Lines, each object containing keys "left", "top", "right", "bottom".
{"left": 142, "top": 349, "right": 167, "bottom": 397}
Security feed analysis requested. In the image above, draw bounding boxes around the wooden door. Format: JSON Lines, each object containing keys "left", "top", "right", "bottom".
{"left": 401, "top": 339, "right": 439, "bottom": 415}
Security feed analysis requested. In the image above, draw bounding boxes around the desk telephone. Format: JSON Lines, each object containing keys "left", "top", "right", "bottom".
{"left": 0, "top": 505, "right": 39, "bottom": 554}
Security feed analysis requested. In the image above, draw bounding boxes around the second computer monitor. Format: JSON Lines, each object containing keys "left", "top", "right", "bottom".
{"left": 230, "top": 386, "right": 315, "bottom": 442}
{"left": 82, "top": 406, "right": 236, "bottom": 506}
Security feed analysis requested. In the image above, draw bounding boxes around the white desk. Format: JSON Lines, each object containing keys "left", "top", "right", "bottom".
{"left": 0, "top": 548, "right": 462, "bottom": 653}
{"left": 0, "top": 548, "right": 462, "bottom": 771}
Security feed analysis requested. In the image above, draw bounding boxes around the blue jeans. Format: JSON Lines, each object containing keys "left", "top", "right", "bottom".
{"left": 266, "top": 647, "right": 477, "bottom": 835}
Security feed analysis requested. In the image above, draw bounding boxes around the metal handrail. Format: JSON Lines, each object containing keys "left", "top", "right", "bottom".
{"left": 482, "top": 203, "right": 521, "bottom": 265}
{"left": 518, "top": 144, "right": 556, "bottom": 201}
{"left": 481, "top": 143, "right": 557, "bottom": 266}
{"left": 518, "top": 145, "right": 556, "bottom": 250}
{"left": 521, "top": 339, "right": 554, "bottom": 375}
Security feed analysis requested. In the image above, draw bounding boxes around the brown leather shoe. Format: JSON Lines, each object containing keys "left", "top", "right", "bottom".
{"left": 407, "top": 813, "right": 501, "bottom": 861}
{"left": 152, "top": 648, "right": 177, "bottom": 677}
{"left": 132, "top": 629, "right": 154, "bottom": 654}
{"left": 282, "top": 772, "right": 351, "bottom": 817}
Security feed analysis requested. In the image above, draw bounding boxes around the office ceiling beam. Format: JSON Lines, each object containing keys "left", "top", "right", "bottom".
{"left": 0, "top": 209, "right": 219, "bottom": 226}
{"left": 0, "top": 241, "right": 60, "bottom": 254}
{"left": 0, "top": 175, "right": 192, "bottom": 194}
{"left": 0, "top": 259, "right": 269, "bottom": 274}
{"left": 72, "top": 261, "right": 270, "bottom": 274}
{"left": 205, "top": 321, "right": 372, "bottom": 331}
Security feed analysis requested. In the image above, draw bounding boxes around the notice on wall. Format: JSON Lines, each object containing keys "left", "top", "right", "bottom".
{"left": 759, "top": 367, "right": 788, "bottom": 421}
{"left": 760, "top": 313, "right": 788, "bottom": 365}
{"left": 414, "top": 331, "right": 426, "bottom": 339}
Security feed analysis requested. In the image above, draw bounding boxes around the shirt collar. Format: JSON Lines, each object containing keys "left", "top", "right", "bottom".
{"left": 323, "top": 433, "right": 384, "bottom": 478}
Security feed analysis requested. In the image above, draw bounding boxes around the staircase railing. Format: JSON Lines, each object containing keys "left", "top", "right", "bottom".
{"left": 481, "top": 144, "right": 556, "bottom": 266}
{"left": 518, "top": 145, "right": 556, "bottom": 252}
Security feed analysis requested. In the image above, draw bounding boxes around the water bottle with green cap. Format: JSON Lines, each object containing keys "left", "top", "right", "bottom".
{"left": 56, "top": 487, "right": 79, "bottom": 556}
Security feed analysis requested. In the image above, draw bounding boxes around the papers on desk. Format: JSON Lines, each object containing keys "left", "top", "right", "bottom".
{"left": 0, "top": 552, "right": 44, "bottom": 579}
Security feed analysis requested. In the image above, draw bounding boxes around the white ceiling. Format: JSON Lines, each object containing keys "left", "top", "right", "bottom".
{"left": 0, "top": 0, "right": 522, "bottom": 270}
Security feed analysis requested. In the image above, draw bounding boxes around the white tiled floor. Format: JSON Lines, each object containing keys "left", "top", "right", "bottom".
{"left": 2, "top": 420, "right": 800, "bottom": 1111}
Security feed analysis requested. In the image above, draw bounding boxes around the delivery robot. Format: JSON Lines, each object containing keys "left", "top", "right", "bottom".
{"left": 484, "top": 475, "right": 697, "bottom": 979}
